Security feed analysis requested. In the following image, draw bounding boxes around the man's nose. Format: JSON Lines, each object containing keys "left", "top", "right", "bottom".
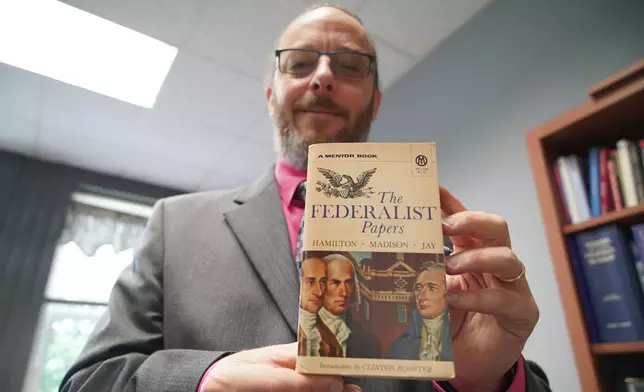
{"left": 312, "top": 283, "right": 322, "bottom": 296}
{"left": 308, "top": 56, "right": 335, "bottom": 95}
{"left": 339, "top": 283, "right": 348, "bottom": 297}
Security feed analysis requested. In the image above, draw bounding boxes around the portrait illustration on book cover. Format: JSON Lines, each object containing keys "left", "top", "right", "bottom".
{"left": 297, "top": 250, "right": 453, "bottom": 362}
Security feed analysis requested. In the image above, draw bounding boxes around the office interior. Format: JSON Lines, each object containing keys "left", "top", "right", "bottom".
{"left": 1, "top": 0, "right": 644, "bottom": 391}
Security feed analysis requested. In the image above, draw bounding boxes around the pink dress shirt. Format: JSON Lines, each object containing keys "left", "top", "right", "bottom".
{"left": 199, "top": 159, "right": 526, "bottom": 391}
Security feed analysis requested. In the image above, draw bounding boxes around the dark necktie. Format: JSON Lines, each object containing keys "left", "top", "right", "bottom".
{"left": 294, "top": 181, "right": 306, "bottom": 280}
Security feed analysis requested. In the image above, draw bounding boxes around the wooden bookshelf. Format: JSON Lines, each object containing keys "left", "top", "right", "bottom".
{"left": 526, "top": 59, "right": 644, "bottom": 392}
{"left": 563, "top": 204, "right": 644, "bottom": 234}
{"left": 593, "top": 342, "right": 644, "bottom": 355}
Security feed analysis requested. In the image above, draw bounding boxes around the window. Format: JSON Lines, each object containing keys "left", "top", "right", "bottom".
{"left": 397, "top": 304, "right": 407, "bottom": 323}
{"left": 21, "top": 192, "right": 152, "bottom": 392}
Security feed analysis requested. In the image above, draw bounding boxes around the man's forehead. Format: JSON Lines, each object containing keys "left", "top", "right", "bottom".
{"left": 303, "top": 258, "right": 326, "bottom": 269}
{"left": 417, "top": 269, "right": 443, "bottom": 282}
{"left": 328, "top": 260, "right": 353, "bottom": 275}
{"left": 278, "top": 7, "right": 372, "bottom": 53}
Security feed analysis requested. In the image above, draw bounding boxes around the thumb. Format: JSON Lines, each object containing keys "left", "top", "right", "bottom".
{"left": 343, "top": 385, "right": 363, "bottom": 392}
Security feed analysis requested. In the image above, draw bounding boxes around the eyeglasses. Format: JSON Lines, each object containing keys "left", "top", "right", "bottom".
{"left": 275, "top": 48, "right": 376, "bottom": 79}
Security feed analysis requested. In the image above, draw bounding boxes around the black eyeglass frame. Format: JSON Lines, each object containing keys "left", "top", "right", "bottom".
{"left": 274, "top": 48, "right": 377, "bottom": 79}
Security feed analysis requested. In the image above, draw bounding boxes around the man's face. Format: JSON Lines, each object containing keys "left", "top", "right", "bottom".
{"left": 300, "top": 258, "right": 327, "bottom": 313}
{"left": 266, "top": 7, "right": 382, "bottom": 169}
{"left": 323, "top": 259, "right": 355, "bottom": 315}
{"left": 414, "top": 268, "right": 446, "bottom": 319}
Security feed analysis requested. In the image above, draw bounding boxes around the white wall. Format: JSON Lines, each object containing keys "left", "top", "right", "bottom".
{"left": 370, "top": 0, "right": 644, "bottom": 390}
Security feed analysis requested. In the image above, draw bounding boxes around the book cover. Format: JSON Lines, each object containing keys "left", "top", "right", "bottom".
{"left": 566, "top": 237, "right": 601, "bottom": 343}
{"left": 295, "top": 142, "right": 454, "bottom": 380}
{"left": 573, "top": 224, "right": 644, "bottom": 342}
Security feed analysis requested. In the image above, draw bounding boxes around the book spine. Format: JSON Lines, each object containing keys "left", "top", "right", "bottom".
{"left": 628, "top": 140, "right": 644, "bottom": 203}
{"left": 608, "top": 150, "right": 624, "bottom": 211}
{"left": 568, "top": 155, "right": 591, "bottom": 222}
{"left": 640, "top": 139, "right": 644, "bottom": 174}
{"left": 553, "top": 160, "right": 571, "bottom": 223}
{"left": 573, "top": 224, "right": 644, "bottom": 342}
{"left": 630, "top": 224, "right": 644, "bottom": 300}
{"left": 599, "top": 147, "right": 611, "bottom": 213}
{"left": 617, "top": 139, "right": 638, "bottom": 207}
{"left": 558, "top": 156, "right": 580, "bottom": 223}
{"left": 588, "top": 147, "right": 601, "bottom": 217}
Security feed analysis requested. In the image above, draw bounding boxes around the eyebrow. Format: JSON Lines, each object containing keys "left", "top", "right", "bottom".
{"left": 284, "top": 41, "right": 369, "bottom": 54}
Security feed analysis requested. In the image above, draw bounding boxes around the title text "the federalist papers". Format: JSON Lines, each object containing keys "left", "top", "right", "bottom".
{"left": 310, "top": 191, "right": 439, "bottom": 238}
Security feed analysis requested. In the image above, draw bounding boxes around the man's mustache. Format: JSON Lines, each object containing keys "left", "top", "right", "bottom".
{"left": 294, "top": 96, "right": 348, "bottom": 117}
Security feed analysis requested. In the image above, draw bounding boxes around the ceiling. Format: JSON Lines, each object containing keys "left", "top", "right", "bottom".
{"left": 0, "top": 0, "right": 494, "bottom": 192}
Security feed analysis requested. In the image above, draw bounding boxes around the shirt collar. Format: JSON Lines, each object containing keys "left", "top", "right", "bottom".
{"left": 275, "top": 158, "right": 307, "bottom": 205}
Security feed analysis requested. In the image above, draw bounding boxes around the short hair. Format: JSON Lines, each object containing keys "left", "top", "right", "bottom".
{"left": 419, "top": 260, "right": 445, "bottom": 273}
{"left": 323, "top": 253, "right": 354, "bottom": 267}
{"left": 265, "top": 3, "right": 380, "bottom": 90}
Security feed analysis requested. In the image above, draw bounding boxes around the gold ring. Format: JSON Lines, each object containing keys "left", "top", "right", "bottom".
{"left": 500, "top": 262, "right": 526, "bottom": 283}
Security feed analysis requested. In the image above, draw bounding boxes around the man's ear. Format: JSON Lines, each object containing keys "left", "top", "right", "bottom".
{"left": 266, "top": 86, "right": 274, "bottom": 117}
{"left": 371, "top": 89, "right": 382, "bottom": 121}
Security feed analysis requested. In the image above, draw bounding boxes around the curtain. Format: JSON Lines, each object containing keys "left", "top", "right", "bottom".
{"left": 58, "top": 202, "right": 148, "bottom": 256}
{"left": 0, "top": 149, "right": 180, "bottom": 392}
{"left": 0, "top": 154, "right": 75, "bottom": 392}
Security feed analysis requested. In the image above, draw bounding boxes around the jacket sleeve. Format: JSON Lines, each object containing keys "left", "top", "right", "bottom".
{"left": 59, "top": 200, "right": 229, "bottom": 392}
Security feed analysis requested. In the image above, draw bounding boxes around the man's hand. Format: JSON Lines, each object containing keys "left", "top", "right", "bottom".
{"left": 202, "top": 343, "right": 362, "bottom": 392}
{"left": 440, "top": 187, "right": 540, "bottom": 392}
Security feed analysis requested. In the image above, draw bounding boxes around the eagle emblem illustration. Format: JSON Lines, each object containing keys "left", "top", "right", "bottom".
{"left": 315, "top": 167, "right": 377, "bottom": 199}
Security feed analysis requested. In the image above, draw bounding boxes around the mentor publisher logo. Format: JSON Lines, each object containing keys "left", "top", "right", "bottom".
{"left": 415, "top": 155, "right": 428, "bottom": 166}
{"left": 413, "top": 154, "right": 431, "bottom": 177}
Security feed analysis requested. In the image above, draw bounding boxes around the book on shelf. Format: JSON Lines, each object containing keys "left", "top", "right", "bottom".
{"left": 553, "top": 137, "right": 644, "bottom": 224}
{"left": 631, "top": 224, "right": 644, "bottom": 300}
{"left": 295, "top": 142, "right": 454, "bottom": 380}
{"left": 625, "top": 377, "right": 644, "bottom": 392}
{"left": 566, "top": 223, "right": 644, "bottom": 343}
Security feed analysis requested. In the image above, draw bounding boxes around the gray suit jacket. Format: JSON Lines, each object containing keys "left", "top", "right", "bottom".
{"left": 60, "top": 168, "right": 551, "bottom": 392}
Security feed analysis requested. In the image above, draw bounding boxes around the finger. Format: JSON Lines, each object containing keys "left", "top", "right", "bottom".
{"left": 268, "top": 344, "right": 347, "bottom": 392}
{"left": 439, "top": 186, "right": 468, "bottom": 215}
{"left": 266, "top": 368, "right": 345, "bottom": 392}
{"left": 343, "top": 384, "right": 363, "bottom": 392}
{"left": 446, "top": 288, "right": 523, "bottom": 318}
{"left": 446, "top": 246, "right": 523, "bottom": 281}
{"left": 298, "top": 373, "right": 345, "bottom": 392}
{"left": 263, "top": 342, "right": 299, "bottom": 368}
{"left": 439, "top": 187, "right": 483, "bottom": 249}
{"left": 442, "top": 211, "right": 511, "bottom": 247}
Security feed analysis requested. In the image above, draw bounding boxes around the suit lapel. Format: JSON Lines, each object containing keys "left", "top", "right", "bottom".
{"left": 224, "top": 169, "right": 299, "bottom": 335}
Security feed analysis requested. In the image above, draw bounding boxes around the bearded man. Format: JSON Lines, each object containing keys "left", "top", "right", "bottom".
{"left": 60, "top": 4, "right": 549, "bottom": 392}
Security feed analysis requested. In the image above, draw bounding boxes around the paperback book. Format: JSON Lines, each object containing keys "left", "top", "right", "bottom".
{"left": 295, "top": 142, "right": 455, "bottom": 380}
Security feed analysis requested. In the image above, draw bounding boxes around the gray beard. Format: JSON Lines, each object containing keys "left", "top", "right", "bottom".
{"left": 273, "top": 100, "right": 374, "bottom": 171}
{"left": 274, "top": 125, "right": 310, "bottom": 171}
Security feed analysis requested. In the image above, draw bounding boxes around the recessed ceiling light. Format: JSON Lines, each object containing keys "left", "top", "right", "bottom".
{"left": 0, "top": 0, "right": 178, "bottom": 108}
